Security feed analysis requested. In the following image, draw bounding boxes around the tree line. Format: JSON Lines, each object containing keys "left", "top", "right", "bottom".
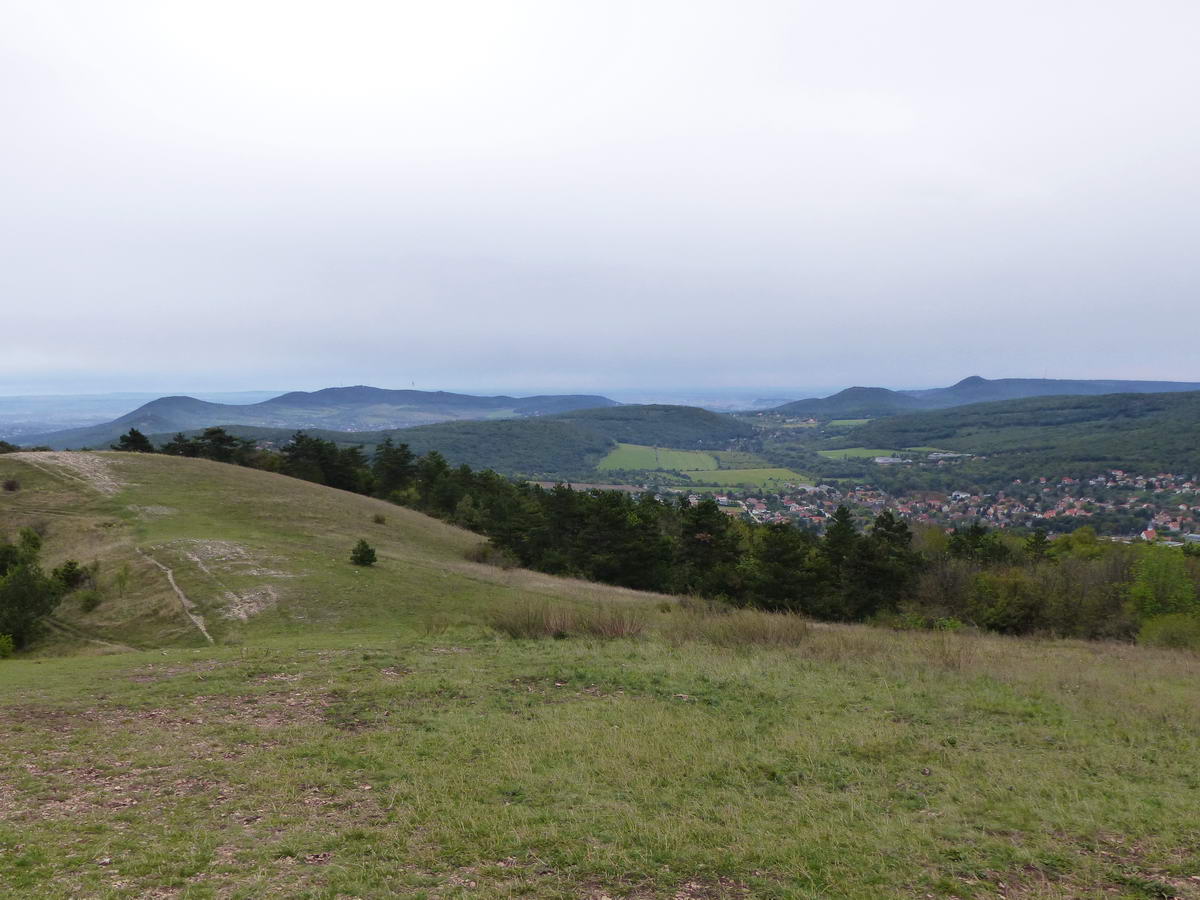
{"left": 106, "top": 427, "right": 1200, "bottom": 645}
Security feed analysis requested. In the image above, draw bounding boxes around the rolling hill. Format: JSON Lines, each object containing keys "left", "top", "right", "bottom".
{"left": 846, "top": 390, "right": 1200, "bottom": 471}
{"left": 151, "top": 404, "right": 758, "bottom": 478}
{"left": 19, "top": 386, "right": 619, "bottom": 450}
{"left": 2, "top": 451, "right": 1198, "bottom": 896}
{"left": 772, "top": 375, "right": 1200, "bottom": 418}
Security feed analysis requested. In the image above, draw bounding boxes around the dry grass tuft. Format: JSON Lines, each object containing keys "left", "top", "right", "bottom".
{"left": 486, "top": 601, "right": 577, "bottom": 639}
{"left": 486, "top": 601, "right": 646, "bottom": 640}
{"left": 575, "top": 604, "right": 647, "bottom": 639}
{"left": 663, "top": 607, "right": 811, "bottom": 648}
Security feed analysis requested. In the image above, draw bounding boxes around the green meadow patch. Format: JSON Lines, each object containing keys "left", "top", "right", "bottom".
{"left": 816, "top": 447, "right": 906, "bottom": 459}
{"left": 597, "top": 443, "right": 719, "bottom": 472}
{"left": 681, "top": 467, "right": 808, "bottom": 488}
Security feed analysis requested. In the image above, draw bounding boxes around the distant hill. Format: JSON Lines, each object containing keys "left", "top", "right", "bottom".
{"left": 847, "top": 390, "right": 1200, "bottom": 472}
{"left": 151, "top": 404, "right": 756, "bottom": 478}
{"left": 769, "top": 386, "right": 927, "bottom": 418}
{"left": 771, "top": 375, "right": 1200, "bottom": 418}
{"left": 19, "top": 386, "right": 619, "bottom": 449}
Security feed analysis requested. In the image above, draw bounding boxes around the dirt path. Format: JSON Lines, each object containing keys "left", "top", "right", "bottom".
{"left": 137, "top": 549, "right": 214, "bottom": 644}
{"left": 9, "top": 451, "right": 124, "bottom": 496}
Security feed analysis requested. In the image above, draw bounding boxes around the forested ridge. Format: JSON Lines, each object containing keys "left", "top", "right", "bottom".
{"left": 847, "top": 390, "right": 1200, "bottom": 470}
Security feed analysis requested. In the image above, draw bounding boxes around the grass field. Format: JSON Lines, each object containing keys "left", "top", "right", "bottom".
{"left": 816, "top": 447, "right": 908, "bottom": 460}
{"left": 2, "top": 453, "right": 1199, "bottom": 898}
{"left": 827, "top": 419, "right": 871, "bottom": 427}
{"left": 597, "top": 443, "right": 718, "bottom": 472}
{"left": 681, "top": 467, "right": 807, "bottom": 488}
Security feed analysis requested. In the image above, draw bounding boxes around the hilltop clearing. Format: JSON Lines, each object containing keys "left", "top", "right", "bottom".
{"left": 1, "top": 453, "right": 1199, "bottom": 896}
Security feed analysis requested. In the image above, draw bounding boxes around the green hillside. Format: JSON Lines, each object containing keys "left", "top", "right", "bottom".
{"left": 2, "top": 453, "right": 1199, "bottom": 897}
{"left": 849, "top": 390, "right": 1200, "bottom": 471}
{"left": 0, "top": 452, "right": 646, "bottom": 651}
{"left": 150, "top": 404, "right": 756, "bottom": 480}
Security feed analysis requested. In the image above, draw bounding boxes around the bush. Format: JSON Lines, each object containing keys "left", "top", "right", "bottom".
{"left": 350, "top": 539, "right": 377, "bottom": 567}
{"left": 967, "top": 569, "right": 1046, "bottom": 634}
{"left": 0, "top": 562, "right": 61, "bottom": 647}
{"left": 464, "top": 542, "right": 518, "bottom": 569}
{"left": 372, "top": 513, "right": 387, "bottom": 525}
{"left": 53, "top": 560, "right": 86, "bottom": 592}
{"left": 0, "top": 634, "right": 13, "bottom": 658}
{"left": 2, "top": 479, "right": 19, "bottom": 493}
{"left": 1139, "top": 613, "right": 1200, "bottom": 651}
{"left": 77, "top": 589, "right": 102, "bottom": 613}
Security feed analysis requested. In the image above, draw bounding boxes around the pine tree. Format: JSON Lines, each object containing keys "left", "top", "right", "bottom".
{"left": 350, "top": 539, "right": 377, "bottom": 567}
{"left": 112, "top": 428, "right": 155, "bottom": 452}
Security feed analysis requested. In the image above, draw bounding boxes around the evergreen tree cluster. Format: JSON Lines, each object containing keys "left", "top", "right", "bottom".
{"left": 0, "top": 528, "right": 84, "bottom": 649}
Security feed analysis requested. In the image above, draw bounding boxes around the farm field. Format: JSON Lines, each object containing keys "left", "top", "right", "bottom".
{"left": 597, "top": 443, "right": 718, "bottom": 472}
{"left": 681, "top": 467, "right": 808, "bottom": 488}
{"left": 2, "top": 452, "right": 1199, "bottom": 898}
{"left": 816, "top": 447, "right": 905, "bottom": 459}
{"left": 828, "top": 419, "right": 871, "bottom": 427}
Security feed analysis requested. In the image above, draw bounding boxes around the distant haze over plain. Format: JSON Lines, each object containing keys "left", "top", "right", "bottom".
{"left": 3, "top": 1, "right": 1199, "bottom": 394}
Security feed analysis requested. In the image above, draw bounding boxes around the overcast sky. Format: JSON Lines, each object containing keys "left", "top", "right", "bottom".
{"left": 3, "top": 1, "right": 1199, "bottom": 397}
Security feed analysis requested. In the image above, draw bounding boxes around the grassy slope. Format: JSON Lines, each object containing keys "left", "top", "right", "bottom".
{"left": 1, "top": 454, "right": 1199, "bottom": 898}
{"left": 0, "top": 453, "right": 650, "bottom": 650}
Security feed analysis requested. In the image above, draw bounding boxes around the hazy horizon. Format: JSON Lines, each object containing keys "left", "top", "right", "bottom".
{"left": 4, "top": 2, "right": 1199, "bottom": 394}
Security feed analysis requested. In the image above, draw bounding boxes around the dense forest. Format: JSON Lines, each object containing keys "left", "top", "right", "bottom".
{"left": 93, "top": 427, "right": 1200, "bottom": 648}
{"left": 133, "top": 404, "right": 754, "bottom": 480}
{"left": 846, "top": 391, "right": 1200, "bottom": 471}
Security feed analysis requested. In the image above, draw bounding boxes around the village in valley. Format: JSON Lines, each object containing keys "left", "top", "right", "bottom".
{"left": 669, "top": 468, "right": 1200, "bottom": 543}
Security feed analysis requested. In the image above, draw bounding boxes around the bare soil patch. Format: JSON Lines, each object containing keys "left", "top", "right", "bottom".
{"left": 9, "top": 451, "right": 124, "bottom": 495}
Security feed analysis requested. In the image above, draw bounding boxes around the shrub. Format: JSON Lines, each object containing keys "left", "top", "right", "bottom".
{"left": 372, "top": 513, "right": 387, "bottom": 525}
{"left": 1139, "top": 613, "right": 1200, "bottom": 651}
{"left": 0, "top": 634, "right": 12, "bottom": 658}
{"left": 1128, "top": 548, "right": 1197, "bottom": 619}
{"left": 464, "top": 542, "right": 518, "bottom": 569}
{"left": 967, "top": 569, "right": 1046, "bottom": 634}
{"left": 53, "top": 560, "right": 86, "bottom": 592}
{"left": 2, "top": 479, "right": 19, "bottom": 493}
{"left": 112, "top": 562, "right": 131, "bottom": 597}
{"left": 350, "top": 539, "right": 377, "bottom": 567}
{"left": 0, "top": 562, "right": 61, "bottom": 647}
{"left": 77, "top": 589, "right": 102, "bottom": 613}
